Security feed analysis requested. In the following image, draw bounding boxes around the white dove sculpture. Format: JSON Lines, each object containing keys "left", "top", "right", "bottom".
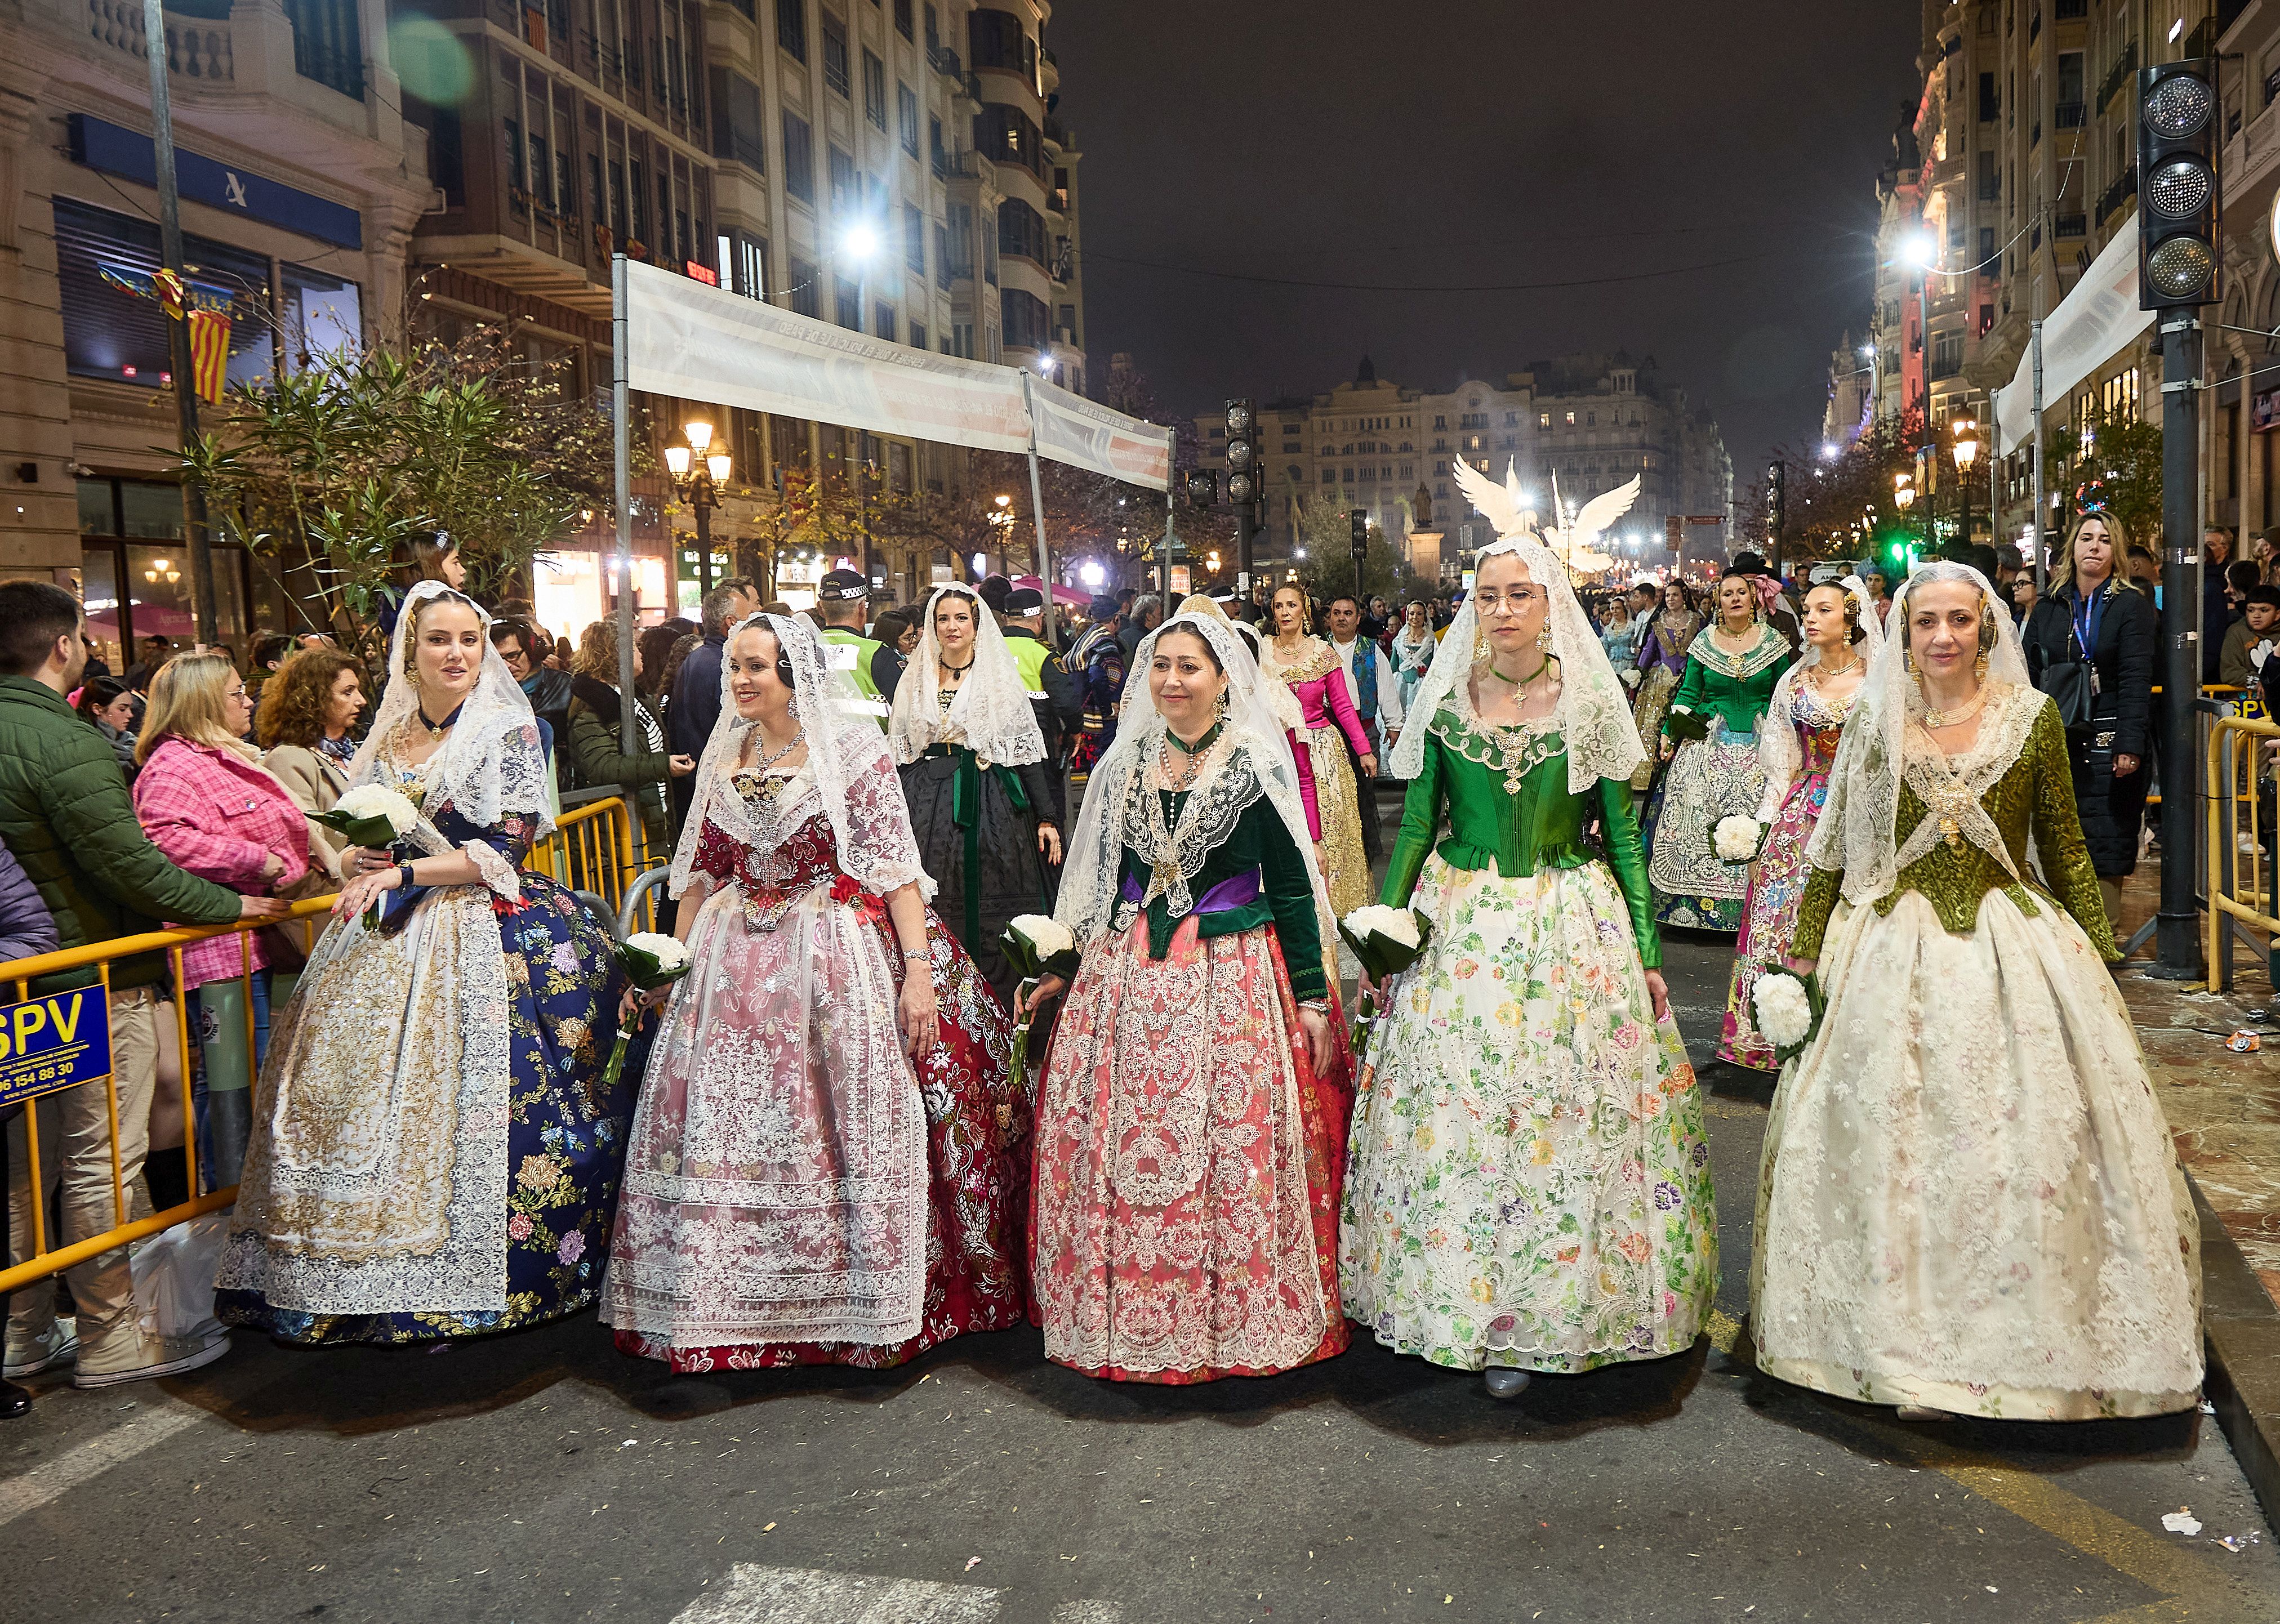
{"left": 1449, "top": 457, "right": 1640, "bottom": 581}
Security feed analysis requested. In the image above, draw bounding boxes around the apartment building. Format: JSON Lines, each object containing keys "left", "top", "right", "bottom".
{"left": 0, "top": 0, "right": 432, "bottom": 657}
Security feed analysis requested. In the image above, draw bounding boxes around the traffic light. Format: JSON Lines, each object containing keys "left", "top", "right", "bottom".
{"left": 1185, "top": 468, "right": 1217, "bottom": 508}
{"left": 1223, "top": 399, "right": 1259, "bottom": 513}
{"left": 2138, "top": 59, "right": 2221, "bottom": 310}
{"left": 1766, "top": 459, "right": 1787, "bottom": 548}
{"left": 1350, "top": 508, "right": 1368, "bottom": 594}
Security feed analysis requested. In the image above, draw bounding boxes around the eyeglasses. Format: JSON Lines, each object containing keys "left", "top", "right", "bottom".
{"left": 1472, "top": 589, "right": 1543, "bottom": 616}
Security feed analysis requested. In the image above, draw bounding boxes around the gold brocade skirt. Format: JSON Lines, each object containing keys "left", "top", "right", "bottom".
{"left": 1305, "top": 723, "right": 1370, "bottom": 921}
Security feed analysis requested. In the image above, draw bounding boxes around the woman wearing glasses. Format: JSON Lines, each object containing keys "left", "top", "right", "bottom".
{"left": 1341, "top": 463, "right": 1716, "bottom": 1399}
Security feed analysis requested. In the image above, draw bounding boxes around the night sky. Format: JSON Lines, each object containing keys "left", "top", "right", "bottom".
{"left": 1049, "top": 1, "right": 1926, "bottom": 471}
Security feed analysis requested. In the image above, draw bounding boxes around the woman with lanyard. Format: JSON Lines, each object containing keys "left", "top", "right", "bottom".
{"left": 2021, "top": 511, "right": 2156, "bottom": 924}
{"left": 887, "top": 585, "right": 1063, "bottom": 1013}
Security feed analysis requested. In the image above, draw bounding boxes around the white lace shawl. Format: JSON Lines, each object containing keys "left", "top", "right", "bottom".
{"left": 1056, "top": 610, "right": 1323, "bottom": 949}
{"left": 887, "top": 585, "right": 1047, "bottom": 768}
{"left": 1388, "top": 532, "right": 1646, "bottom": 792}
{"left": 1756, "top": 574, "right": 1884, "bottom": 820}
{"left": 669, "top": 612, "right": 933, "bottom": 904}
{"left": 344, "top": 581, "right": 553, "bottom": 892}
{"left": 1807, "top": 561, "right": 2036, "bottom": 905}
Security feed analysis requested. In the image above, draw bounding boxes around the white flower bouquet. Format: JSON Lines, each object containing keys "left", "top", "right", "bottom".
{"left": 1000, "top": 914, "right": 1083, "bottom": 1114}
{"left": 316, "top": 784, "right": 421, "bottom": 852}
{"left": 1749, "top": 969, "right": 1825, "bottom": 1067}
{"left": 603, "top": 931, "right": 695, "bottom": 1087}
{"left": 1709, "top": 814, "right": 1769, "bottom": 865}
{"left": 1339, "top": 904, "right": 1433, "bottom": 1058}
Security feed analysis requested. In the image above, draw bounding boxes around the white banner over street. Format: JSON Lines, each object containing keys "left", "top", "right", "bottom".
{"left": 1991, "top": 213, "right": 2152, "bottom": 448}
{"left": 621, "top": 260, "right": 1172, "bottom": 490}
{"left": 1026, "top": 373, "right": 1175, "bottom": 490}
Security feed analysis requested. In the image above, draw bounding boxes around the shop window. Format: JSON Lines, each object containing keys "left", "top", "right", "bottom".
{"left": 121, "top": 480, "right": 186, "bottom": 539}
{"left": 282, "top": 262, "right": 363, "bottom": 366}
{"left": 54, "top": 198, "right": 274, "bottom": 391}
{"left": 127, "top": 542, "right": 247, "bottom": 652}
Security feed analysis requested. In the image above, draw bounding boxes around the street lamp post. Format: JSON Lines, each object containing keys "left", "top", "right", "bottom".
{"left": 663, "top": 420, "right": 732, "bottom": 604}
{"left": 841, "top": 223, "right": 881, "bottom": 586}
{"left": 1951, "top": 417, "right": 1980, "bottom": 555}
{"left": 1894, "top": 474, "right": 1917, "bottom": 567}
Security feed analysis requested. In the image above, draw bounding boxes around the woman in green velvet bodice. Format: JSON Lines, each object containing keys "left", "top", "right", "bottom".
{"left": 1639, "top": 573, "right": 1792, "bottom": 931}
{"left": 1752, "top": 563, "right": 2201, "bottom": 1426}
{"left": 1020, "top": 608, "right": 1351, "bottom": 1384}
{"left": 1340, "top": 530, "right": 1717, "bottom": 1399}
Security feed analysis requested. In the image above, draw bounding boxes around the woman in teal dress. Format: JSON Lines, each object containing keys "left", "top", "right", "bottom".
{"left": 218, "top": 583, "right": 634, "bottom": 1345}
{"left": 1341, "top": 463, "right": 1717, "bottom": 1398}
{"left": 1643, "top": 572, "right": 1792, "bottom": 930}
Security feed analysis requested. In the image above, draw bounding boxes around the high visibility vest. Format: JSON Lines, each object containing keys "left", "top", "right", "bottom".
{"left": 1005, "top": 632, "right": 1053, "bottom": 697}
{"left": 820, "top": 628, "right": 889, "bottom": 724}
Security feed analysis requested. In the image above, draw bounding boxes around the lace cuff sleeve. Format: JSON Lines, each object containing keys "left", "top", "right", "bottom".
{"left": 464, "top": 837, "right": 523, "bottom": 904}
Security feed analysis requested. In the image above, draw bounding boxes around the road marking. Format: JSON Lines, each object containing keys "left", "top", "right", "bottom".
{"left": 1051, "top": 1605, "right": 1124, "bottom": 1623}
{"left": 672, "top": 1564, "right": 1003, "bottom": 1623}
{"left": 0, "top": 1400, "right": 204, "bottom": 1529}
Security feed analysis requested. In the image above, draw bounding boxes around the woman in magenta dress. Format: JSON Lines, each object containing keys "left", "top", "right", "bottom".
{"left": 1258, "top": 585, "right": 1375, "bottom": 918}
{"left": 1718, "top": 576, "right": 1876, "bottom": 1068}
{"left": 603, "top": 613, "right": 1026, "bottom": 1372}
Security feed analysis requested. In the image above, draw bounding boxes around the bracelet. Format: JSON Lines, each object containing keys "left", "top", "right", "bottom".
{"left": 397, "top": 863, "right": 416, "bottom": 890}
{"left": 1298, "top": 998, "right": 1330, "bottom": 1014}
{"left": 902, "top": 947, "right": 929, "bottom": 962}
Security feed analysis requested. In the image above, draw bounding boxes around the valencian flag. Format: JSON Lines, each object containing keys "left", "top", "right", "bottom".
{"left": 95, "top": 261, "right": 235, "bottom": 403}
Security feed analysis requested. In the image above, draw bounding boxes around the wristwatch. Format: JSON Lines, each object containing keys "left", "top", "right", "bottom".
{"left": 397, "top": 862, "right": 416, "bottom": 890}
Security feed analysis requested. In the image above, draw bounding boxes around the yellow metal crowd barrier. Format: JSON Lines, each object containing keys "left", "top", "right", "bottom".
{"left": 2204, "top": 710, "right": 2280, "bottom": 991}
{"left": 0, "top": 796, "right": 639, "bottom": 1302}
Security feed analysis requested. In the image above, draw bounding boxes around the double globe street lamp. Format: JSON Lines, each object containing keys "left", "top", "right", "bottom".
{"left": 663, "top": 419, "right": 733, "bottom": 599}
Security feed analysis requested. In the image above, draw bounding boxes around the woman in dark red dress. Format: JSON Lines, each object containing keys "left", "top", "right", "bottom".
{"left": 602, "top": 613, "right": 1026, "bottom": 1371}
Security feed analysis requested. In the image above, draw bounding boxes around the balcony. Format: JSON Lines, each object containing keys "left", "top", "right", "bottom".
{"left": 2098, "top": 164, "right": 2137, "bottom": 221}
{"left": 2055, "top": 0, "right": 2085, "bottom": 17}
{"left": 2054, "top": 212, "right": 2087, "bottom": 238}
{"left": 87, "top": 0, "right": 234, "bottom": 82}
{"left": 2055, "top": 100, "right": 2086, "bottom": 130}
{"left": 2098, "top": 42, "right": 2138, "bottom": 115}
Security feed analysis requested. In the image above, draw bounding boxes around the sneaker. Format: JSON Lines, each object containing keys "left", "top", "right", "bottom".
{"left": 2, "top": 1320, "right": 78, "bottom": 1380}
{"left": 1482, "top": 1367, "right": 1532, "bottom": 1398}
{"left": 72, "top": 1327, "right": 229, "bottom": 1389}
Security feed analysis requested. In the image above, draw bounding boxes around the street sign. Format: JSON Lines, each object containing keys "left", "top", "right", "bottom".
{"left": 0, "top": 986, "right": 112, "bottom": 1112}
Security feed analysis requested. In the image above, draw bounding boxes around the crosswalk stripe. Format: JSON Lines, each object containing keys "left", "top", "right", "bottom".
{"left": 671, "top": 1564, "right": 1003, "bottom": 1624}
{"left": 0, "top": 1401, "right": 204, "bottom": 1530}
{"left": 1050, "top": 1604, "right": 1124, "bottom": 1623}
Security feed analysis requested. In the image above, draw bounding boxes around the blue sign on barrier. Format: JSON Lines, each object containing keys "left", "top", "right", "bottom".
{"left": 0, "top": 988, "right": 113, "bottom": 1111}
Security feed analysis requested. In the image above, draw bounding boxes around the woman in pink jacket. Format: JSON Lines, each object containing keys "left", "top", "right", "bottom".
{"left": 133, "top": 652, "right": 311, "bottom": 1186}
{"left": 1258, "top": 585, "right": 1376, "bottom": 918}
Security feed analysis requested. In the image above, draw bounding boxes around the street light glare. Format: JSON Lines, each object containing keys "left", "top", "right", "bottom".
{"left": 843, "top": 224, "right": 880, "bottom": 260}
{"left": 1902, "top": 234, "right": 1937, "bottom": 269}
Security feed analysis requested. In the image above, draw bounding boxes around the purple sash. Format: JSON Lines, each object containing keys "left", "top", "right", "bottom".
{"left": 1119, "top": 866, "right": 1263, "bottom": 916}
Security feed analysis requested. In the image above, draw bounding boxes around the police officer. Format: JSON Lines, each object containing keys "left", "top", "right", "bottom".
{"left": 813, "top": 568, "right": 896, "bottom": 724}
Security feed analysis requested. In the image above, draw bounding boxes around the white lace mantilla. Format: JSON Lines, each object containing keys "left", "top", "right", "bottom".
{"left": 1689, "top": 623, "right": 1791, "bottom": 681}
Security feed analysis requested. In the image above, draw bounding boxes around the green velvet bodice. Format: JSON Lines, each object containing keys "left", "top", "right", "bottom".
{"left": 1381, "top": 713, "right": 1662, "bottom": 970}
{"left": 1664, "top": 624, "right": 1791, "bottom": 740}
{"left": 1792, "top": 694, "right": 2116, "bottom": 961}
{"left": 1116, "top": 789, "right": 1329, "bottom": 1002}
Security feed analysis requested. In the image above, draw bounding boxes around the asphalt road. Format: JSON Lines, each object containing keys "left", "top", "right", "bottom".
{"left": 4, "top": 832, "right": 2277, "bottom": 1623}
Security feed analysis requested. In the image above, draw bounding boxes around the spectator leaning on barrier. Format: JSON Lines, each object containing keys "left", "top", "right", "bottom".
{"left": 133, "top": 652, "right": 314, "bottom": 1186}
{"left": 2221, "top": 585, "right": 2280, "bottom": 693}
{"left": 255, "top": 648, "right": 367, "bottom": 881}
{"left": 0, "top": 835, "right": 57, "bottom": 1422}
{"left": 0, "top": 581, "right": 284, "bottom": 1390}
{"left": 565, "top": 618, "right": 693, "bottom": 862}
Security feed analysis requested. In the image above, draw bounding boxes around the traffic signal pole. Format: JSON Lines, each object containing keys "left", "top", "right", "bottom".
{"left": 2154, "top": 313, "right": 2204, "bottom": 979}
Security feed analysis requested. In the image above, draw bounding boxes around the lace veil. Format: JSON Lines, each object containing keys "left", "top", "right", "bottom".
{"left": 344, "top": 580, "right": 552, "bottom": 836}
{"left": 1806, "top": 560, "right": 2033, "bottom": 904}
{"left": 887, "top": 585, "right": 1048, "bottom": 767}
{"left": 1055, "top": 605, "right": 1324, "bottom": 948}
{"left": 1757, "top": 572, "right": 1886, "bottom": 813}
{"left": 1390, "top": 459, "right": 1645, "bottom": 791}
{"left": 669, "top": 612, "right": 933, "bottom": 904}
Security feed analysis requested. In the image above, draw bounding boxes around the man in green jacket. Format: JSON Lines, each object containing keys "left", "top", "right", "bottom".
{"left": 0, "top": 582, "right": 282, "bottom": 1391}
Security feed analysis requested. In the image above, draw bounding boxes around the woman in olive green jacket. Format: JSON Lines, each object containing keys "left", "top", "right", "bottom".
{"left": 564, "top": 621, "right": 693, "bottom": 863}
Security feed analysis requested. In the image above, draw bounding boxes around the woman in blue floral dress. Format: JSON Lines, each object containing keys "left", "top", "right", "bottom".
{"left": 217, "top": 583, "right": 636, "bottom": 1344}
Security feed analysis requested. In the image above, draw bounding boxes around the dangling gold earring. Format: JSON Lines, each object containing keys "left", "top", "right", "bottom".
{"left": 1214, "top": 688, "right": 1230, "bottom": 721}
{"left": 1475, "top": 632, "right": 1491, "bottom": 663}
{"left": 1902, "top": 643, "right": 1916, "bottom": 675}
{"left": 1535, "top": 625, "right": 1555, "bottom": 652}
{"left": 405, "top": 661, "right": 421, "bottom": 690}
{"left": 1974, "top": 649, "right": 1990, "bottom": 682}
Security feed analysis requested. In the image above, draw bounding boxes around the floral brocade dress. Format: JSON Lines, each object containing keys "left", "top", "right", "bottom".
{"left": 218, "top": 742, "right": 637, "bottom": 1345}
{"left": 1718, "top": 680, "right": 1858, "bottom": 1069}
{"left": 1031, "top": 739, "right": 1352, "bottom": 1382}
{"left": 1340, "top": 691, "right": 1718, "bottom": 1375}
{"left": 1262, "top": 636, "right": 1375, "bottom": 921}
{"left": 1752, "top": 686, "right": 2202, "bottom": 1420}
{"left": 604, "top": 759, "right": 1026, "bottom": 1371}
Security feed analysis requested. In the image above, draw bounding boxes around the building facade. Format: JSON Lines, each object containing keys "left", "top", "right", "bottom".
{"left": 0, "top": 0, "right": 1094, "bottom": 645}
{"left": 1196, "top": 355, "right": 1732, "bottom": 586}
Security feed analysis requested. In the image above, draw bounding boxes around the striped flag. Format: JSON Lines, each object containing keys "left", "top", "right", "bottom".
{"left": 186, "top": 309, "right": 230, "bottom": 403}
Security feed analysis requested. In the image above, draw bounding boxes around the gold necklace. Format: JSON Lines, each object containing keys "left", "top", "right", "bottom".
{"left": 1920, "top": 685, "right": 1988, "bottom": 730}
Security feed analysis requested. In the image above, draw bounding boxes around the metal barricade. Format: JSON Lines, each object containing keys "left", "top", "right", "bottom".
{"left": 2203, "top": 709, "right": 2280, "bottom": 992}
{"left": 528, "top": 796, "right": 651, "bottom": 933}
{"left": 0, "top": 897, "right": 332, "bottom": 1299}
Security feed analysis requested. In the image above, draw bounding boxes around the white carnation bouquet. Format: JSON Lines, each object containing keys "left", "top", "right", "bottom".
{"left": 1338, "top": 904, "right": 1433, "bottom": 1059}
{"left": 317, "top": 784, "right": 420, "bottom": 850}
{"left": 1710, "top": 814, "right": 1769, "bottom": 865}
{"left": 1000, "top": 914, "right": 1082, "bottom": 1113}
{"left": 1749, "top": 969, "right": 1825, "bottom": 1067}
{"left": 602, "top": 930, "right": 695, "bottom": 1087}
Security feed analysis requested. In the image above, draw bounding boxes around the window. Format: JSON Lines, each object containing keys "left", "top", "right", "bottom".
{"left": 997, "top": 197, "right": 1047, "bottom": 264}
{"left": 898, "top": 82, "right": 919, "bottom": 156}
{"left": 789, "top": 256, "right": 821, "bottom": 318}
{"left": 952, "top": 322, "right": 973, "bottom": 358}
{"left": 1564, "top": 411, "right": 1575, "bottom": 425}
{"left": 782, "top": 112, "right": 814, "bottom": 201}
{"left": 905, "top": 202, "right": 925, "bottom": 271}
{"left": 711, "top": 69, "right": 765, "bottom": 173}
{"left": 1056, "top": 302, "right": 1075, "bottom": 343}
{"left": 55, "top": 198, "right": 282, "bottom": 391}
{"left": 973, "top": 104, "right": 1045, "bottom": 177}
{"left": 1978, "top": 70, "right": 1998, "bottom": 120}
{"left": 1321, "top": 469, "right": 1336, "bottom": 485}
{"left": 969, "top": 10, "right": 1037, "bottom": 81}
{"left": 929, "top": 114, "right": 945, "bottom": 173}
{"left": 910, "top": 320, "right": 927, "bottom": 351}
{"left": 822, "top": 14, "right": 849, "bottom": 95}
{"left": 828, "top": 144, "right": 854, "bottom": 208}
{"left": 894, "top": 0, "right": 912, "bottom": 38}
{"left": 864, "top": 50, "right": 887, "bottom": 129}
{"left": 1977, "top": 149, "right": 1997, "bottom": 200}
{"left": 1979, "top": 225, "right": 1996, "bottom": 261}
{"left": 836, "top": 275, "right": 861, "bottom": 330}
{"left": 875, "top": 301, "right": 896, "bottom": 341}
{"left": 935, "top": 221, "right": 951, "bottom": 287}
{"left": 924, "top": 2, "right": 937, "bottom": 52}
{"left": 1538, "top": 412, "right": 1550, "bottom": 428}
{"left": 777, "top": 0, "right": 807, "bottom": 62}
{"left": 1000, "top": 287, "right": 1049, "bottom": 351}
